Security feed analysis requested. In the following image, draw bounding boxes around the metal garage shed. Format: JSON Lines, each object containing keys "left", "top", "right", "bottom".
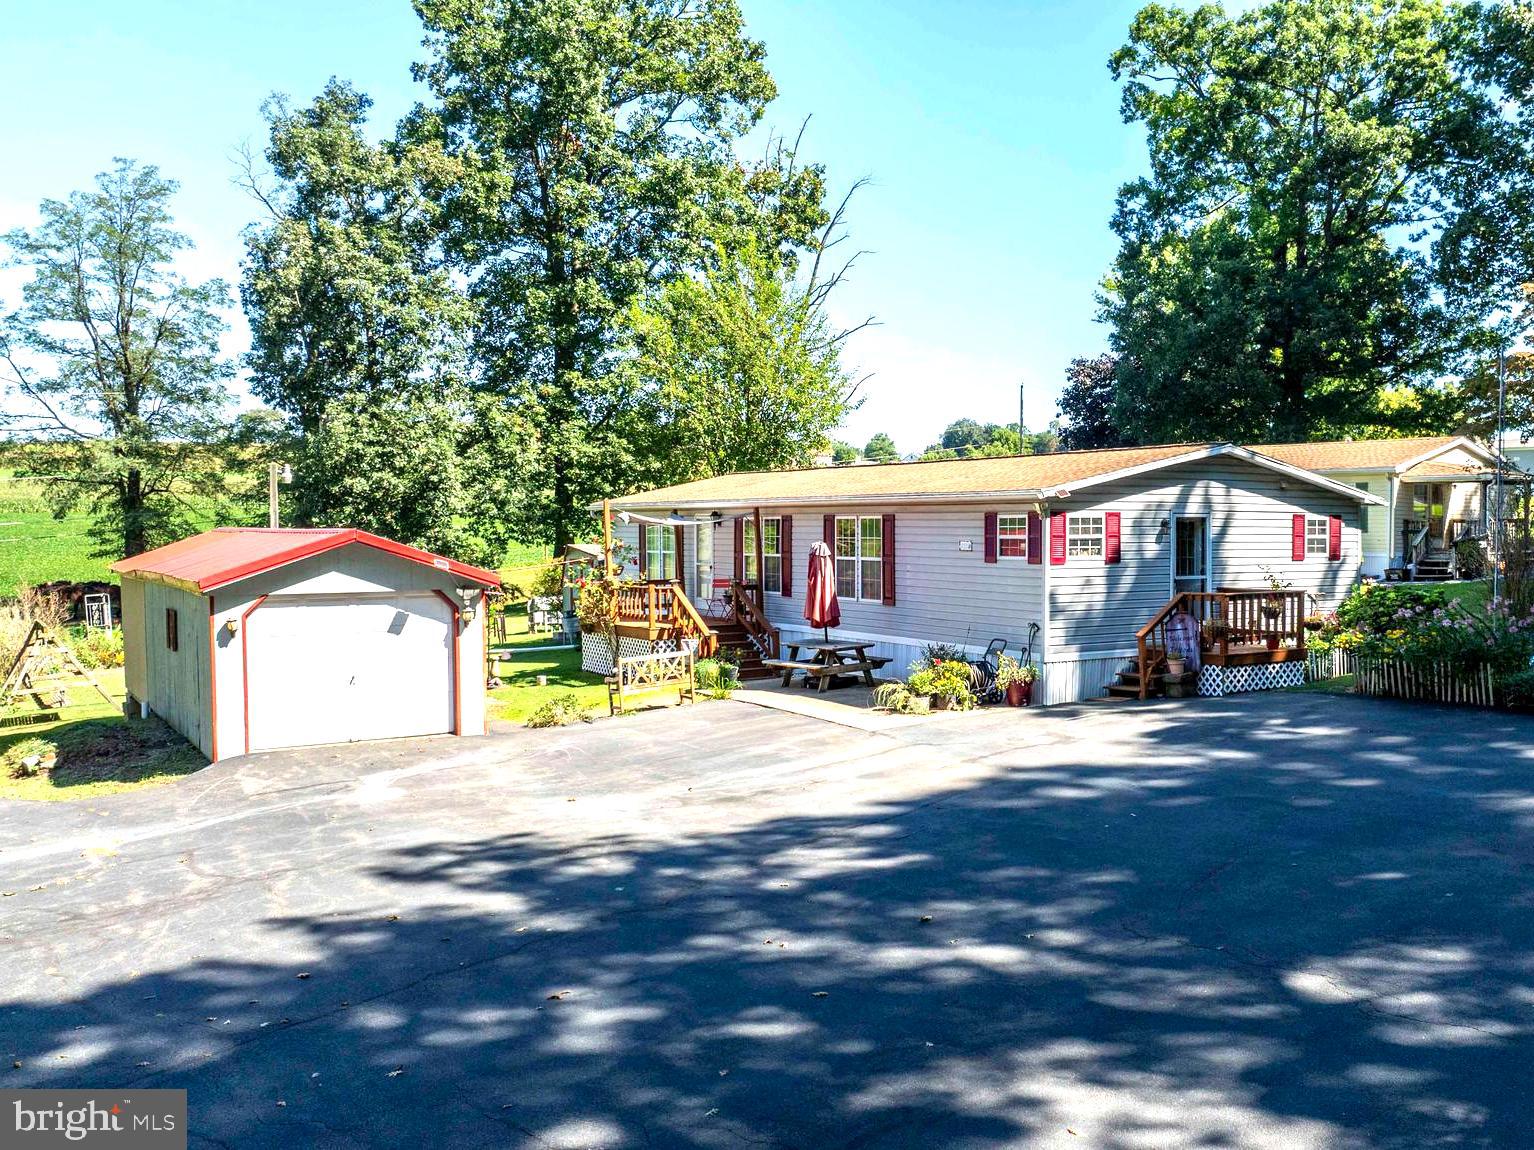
{"left": 112, "top": 528, "right": 500, "bottom": 762}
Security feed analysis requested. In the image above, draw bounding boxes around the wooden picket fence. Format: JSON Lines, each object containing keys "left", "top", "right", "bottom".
{"left": 1355, "top": 657, "right": 1496, "bottom": 708}
{"left": 1305, "top": 648, "right": 1356, "bottom": 682}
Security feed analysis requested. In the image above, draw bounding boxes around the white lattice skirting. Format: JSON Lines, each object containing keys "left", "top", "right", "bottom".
{"left": 1197, "top": 661, "right": 1306, "bottom": 697}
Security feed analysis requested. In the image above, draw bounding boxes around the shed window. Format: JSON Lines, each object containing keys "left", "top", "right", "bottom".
{"left": 1066, "top": 514, "right": 1104, "bottom": 559}
{"left": 1305, "top": 516, "right": 1329, "bottom": 556}
{"left": 164, "top": 607, "right": 179, "bottom": 652}
{"left": 997, "top": 515, "right": 1030, "bottom": 558}
{"left": 835, "top": 516, "right": 883, "bottom": 602}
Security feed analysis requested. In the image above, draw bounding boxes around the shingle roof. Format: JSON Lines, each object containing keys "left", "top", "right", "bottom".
{"left": 111, "top": 527, "right": 501, "bottom": 592}
{"left": 608, "top": 444, "right": 1212, "bottom": 507}
{"left": 1253, "top": 437, "right": 1479, "bottom": 473}
{"left": 605, "top": 441, "right": 1379, "bottom": 509}
{"left": 1397, "top": 461, "right": 1497, "bottom": 481}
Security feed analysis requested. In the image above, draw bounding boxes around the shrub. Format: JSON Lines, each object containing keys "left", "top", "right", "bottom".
{"left": 531, "top": 563, "right": 565, "bottom": 599}
{"left": 525, "top": 693, "right": 593, "bottom": 728}
{"left": 1335, "top": 582, "right": 1451, "bottom": 634}
{"left": 1454, "top": 539, "right": 1487, "bottom": 580}
{"left": 70, "top": 627, "right": 124, "bottom": 669}
{"left": 694, "top": 658, "right": 735, "bottom": 698}
{"left": 1501, "top": 668, "right": 1534, "bottom": 708}
{"left": 914, "top": 642, "right": 967, "bottom": 668}
{"left": 872, "top": 682, "right": 930, "bottom": 714}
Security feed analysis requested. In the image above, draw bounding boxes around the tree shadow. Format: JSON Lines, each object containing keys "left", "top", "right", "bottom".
{"left": 4, "top": 695, "right": 1534, "bottom": 1148}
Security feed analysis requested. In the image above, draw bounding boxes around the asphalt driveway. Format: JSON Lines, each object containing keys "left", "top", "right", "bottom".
{"left": 3, "top": 692, "right": 1533, "bottom": 1148}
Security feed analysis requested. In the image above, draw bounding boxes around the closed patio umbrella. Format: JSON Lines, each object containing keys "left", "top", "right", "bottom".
{"left": 804, "top": 540, "right": 840, "bottom": 640}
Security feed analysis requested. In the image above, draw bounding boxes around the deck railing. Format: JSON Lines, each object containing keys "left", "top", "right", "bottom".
{"left": 612, "top": 581, "right": 718, "bottom": 656}
{"left": 1136, "top": 588, "right": 1308, "bottom": 700}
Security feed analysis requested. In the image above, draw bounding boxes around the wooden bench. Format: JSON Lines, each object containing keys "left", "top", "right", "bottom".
{"left": 606, "top": 649, "right": 695, "bottom": 715}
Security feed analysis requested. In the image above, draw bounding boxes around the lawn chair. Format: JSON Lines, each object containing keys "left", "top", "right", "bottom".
{"left": 528, "top": 596, "right": 561, "bottom": 633}
{"left": 969, "top": 638, "right": 1008, "bottom": 704}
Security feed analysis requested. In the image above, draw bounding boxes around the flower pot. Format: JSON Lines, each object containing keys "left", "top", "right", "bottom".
{"left": 720, "top": 665, "right": 739, "bottom": 685}
{"left": 1005, "top": 681, "right": 1026, "bottom": 707}
{"left": 1019, "top": 680, "right": 1033, "bottom": 707}
{"left": 1266, "top": 635, "right": 1281, "bottom": 651}
{"left": 1165, "top": 658, "right": 1186, "bottom": 677}
{"left": 931, "top": 695, "right": 952, "bottom": 711}
{"left": 908, "top": 696, "right": 932, "bottom": 715}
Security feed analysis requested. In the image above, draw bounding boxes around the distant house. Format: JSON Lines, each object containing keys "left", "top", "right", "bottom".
{"left": 112, "top": 528, "right": 499, "bottom": 761}
{"left": 597, "top": 443, "right": 1382, "bottom": 705}
{"left": 1257, "top": 436, "right": 1520, "bottom": 579}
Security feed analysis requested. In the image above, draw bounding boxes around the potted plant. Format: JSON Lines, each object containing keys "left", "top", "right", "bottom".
{"left": 715, "top": 647, "right": 741, "bottom": 684}
{"left": 994, "top": 654, "right": 1037, "bottom": 707}
{"left": 1165, "top": 653, "right": 1186, "bottom": 677}
{"left": 907, "top": 661, "right": 975, "bottom": 711}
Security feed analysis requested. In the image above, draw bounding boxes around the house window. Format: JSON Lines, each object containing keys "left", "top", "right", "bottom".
{"left": 1066, "top": 514, "right": 1104, "bottom": 559}
{"left": 164, "top": 607, "right": 179, "bottom": 652}
{"left": 835, "top": 515, "right": 884, "bottom": 602}
{"left": 739, "top": 517, "right": 777, "bottom": 588}
{"left": 1305, "top": 516, "right": 1329, "bottom": 556}
{"left": 762, "top": 517, "right": 782, "bottom": 594}
{"left": 1355, "top": 483, "right": 1370, "bottom": 532}
{"left": 642, "top": 525, "right": 676, "bottom": 580}
{"left": 997, "top": 515, "right": 1030, "bottom": 558}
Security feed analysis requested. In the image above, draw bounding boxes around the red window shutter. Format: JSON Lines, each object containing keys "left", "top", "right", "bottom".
{"left": 881, "top": 514, "right": 896, "bottom": 606}
{"left": 733, "top": 518, "right": 744, "bottom": 583}
{"left": 1027, "top": 512, "right": 1042, "bottom": 564}
{"left": 781, "top": 516, "right": 793, "bottom": 596}
{"left": 823, "top": 514, "right": 835, "bottom": 549}
{"left": 1104, "top": 511, "right": 1121, "bottom": 564}
{"left": 1049, "top": 514, "right": 1067, "bottom": 565}
{"left": 639, "top": 526, "right": 649, "bottom": 578}
{"left": 1328, "top": 514, "right": 1342, "bottom": 561}
{"left": 673, "top": 525, "right": 684, "bottom": 582}
{"left": 983, "top": 512, "right": 998, "bottom": 563}
{"left": 1292, "top": 514, "right": 1306, "bottom": 562}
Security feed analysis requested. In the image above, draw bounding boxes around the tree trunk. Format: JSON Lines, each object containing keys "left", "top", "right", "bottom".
{"left": 123, "top": 467, "right": 148, "bottom": 557}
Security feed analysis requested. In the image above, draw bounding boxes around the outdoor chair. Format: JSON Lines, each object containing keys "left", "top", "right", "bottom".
{"left": 528, "top": 596, "right": 561, "bottom": 633}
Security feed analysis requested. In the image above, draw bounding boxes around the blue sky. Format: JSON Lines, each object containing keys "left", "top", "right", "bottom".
{"left": 0, "top": 0, "right": 1152, "bottom": 456}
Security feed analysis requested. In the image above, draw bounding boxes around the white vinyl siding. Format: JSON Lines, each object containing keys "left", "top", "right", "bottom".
{"left": 1044, "top": 456, "right": 1361, "bottom": 656}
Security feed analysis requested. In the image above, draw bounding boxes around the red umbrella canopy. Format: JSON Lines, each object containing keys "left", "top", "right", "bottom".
{"left": 804, "top": 540, "right": 841, "bottom": 633}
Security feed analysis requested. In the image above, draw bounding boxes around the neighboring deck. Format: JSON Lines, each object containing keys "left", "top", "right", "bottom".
{"left": 611, "top": 579, "right": 781, "bottom": 678}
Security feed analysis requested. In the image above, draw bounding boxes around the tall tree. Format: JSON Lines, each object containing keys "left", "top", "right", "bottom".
{"left": 1102, "top": 0, "right": 1533, "bottom": 444}
{"left": 240, "top": 80, "right": 472, "bottom": 436}
{"left": 409, "top": 0, "right": 806, "bottom": 548}
{"left": 1057, "top": 353, "right": 1126, "bottom": 450}
{"left": 863, "top": 431, "right": 899, "bottom": 462}
{"left": 620, "top": 235, "right": 861, "bottom": 483}
{"left": 0, "top": 160, "right": 234, "bottom": 558}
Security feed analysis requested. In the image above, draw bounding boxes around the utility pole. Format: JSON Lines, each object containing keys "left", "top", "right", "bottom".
{"left": 1018, "top": 381, "right": 1026, "bottom": 455}
{"left": 267, "top": 462, "right": 292, "bottom": 529}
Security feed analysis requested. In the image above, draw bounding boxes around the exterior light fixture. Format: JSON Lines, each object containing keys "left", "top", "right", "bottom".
{"left": 455, "top": 587, "right": 479, "bottom": 621}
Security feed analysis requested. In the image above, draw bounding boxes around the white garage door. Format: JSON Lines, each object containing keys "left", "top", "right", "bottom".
{"left": 246, "top": 594, "right": 455, "bottom": 751}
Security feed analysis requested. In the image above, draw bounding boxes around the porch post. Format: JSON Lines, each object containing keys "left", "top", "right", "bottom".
{"left": 602, "top": 499, "right": 613, "bottom": 572}
{"left": 753, "top": 505, "right": 766, "bottom": 607}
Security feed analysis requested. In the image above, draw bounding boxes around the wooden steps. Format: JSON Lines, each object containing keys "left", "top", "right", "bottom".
{"left": 1104, "top": 656, "right": 1161, "bottom": 700}
{"left": 709, "top": 621, "right": 778, "bottom": 680}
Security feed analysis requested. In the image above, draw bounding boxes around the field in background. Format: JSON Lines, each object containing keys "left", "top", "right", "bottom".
{"left": 1, "top": 467, "right": 559, "bottom": 596}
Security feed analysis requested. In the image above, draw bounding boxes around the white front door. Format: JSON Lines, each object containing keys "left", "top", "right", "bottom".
{"left": 1173, "top": 517, "right": 1209, "bottom": 595}
{"left": 245, "top": 594, "right": 455, "bottom": 752}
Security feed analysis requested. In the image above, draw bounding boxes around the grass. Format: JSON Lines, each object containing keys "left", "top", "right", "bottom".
{"left": 1438, "top": 580, "right": 1490, "bottom": 612}
{"left": 490, "top": 602, "right": 571, "bottom": 650}
{"left": 488, "top": 646, "right": 610, "bottom": 725}
{"left": 1289, "top": 673, "right": 1357, "bottom": 696}
{"left": 0, "top": 667, "right": 206, "bottom": 800}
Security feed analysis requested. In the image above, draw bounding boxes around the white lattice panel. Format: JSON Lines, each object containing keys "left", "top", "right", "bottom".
{"left": 1198, "top": 662, "right": 1304, "bottom": 697}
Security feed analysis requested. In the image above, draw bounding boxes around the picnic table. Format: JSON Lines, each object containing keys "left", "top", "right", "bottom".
{"left": 762, "top": 639, "right": 892, "bottom": 693}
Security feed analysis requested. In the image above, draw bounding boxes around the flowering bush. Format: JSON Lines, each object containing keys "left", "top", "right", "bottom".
{"left": 1312, "top": 583, "right": 1534, "bottom": 693}
{"left": 576, "top": 576, "right": 621, "bottom": 639}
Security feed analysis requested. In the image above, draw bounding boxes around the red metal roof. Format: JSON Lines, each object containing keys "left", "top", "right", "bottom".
{"left": 110, "top": 528, "right": 502, "bottom": 592}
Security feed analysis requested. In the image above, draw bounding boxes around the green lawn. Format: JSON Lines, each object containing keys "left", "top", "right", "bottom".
{"left": 1289, "top": 673, "right": 1357, "bottom": 696}
{"left": 0, "top": 667, "right": 207, "bottom": 800}
{"left": 488, "top": 645, "right": 610, "bottom": 724}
